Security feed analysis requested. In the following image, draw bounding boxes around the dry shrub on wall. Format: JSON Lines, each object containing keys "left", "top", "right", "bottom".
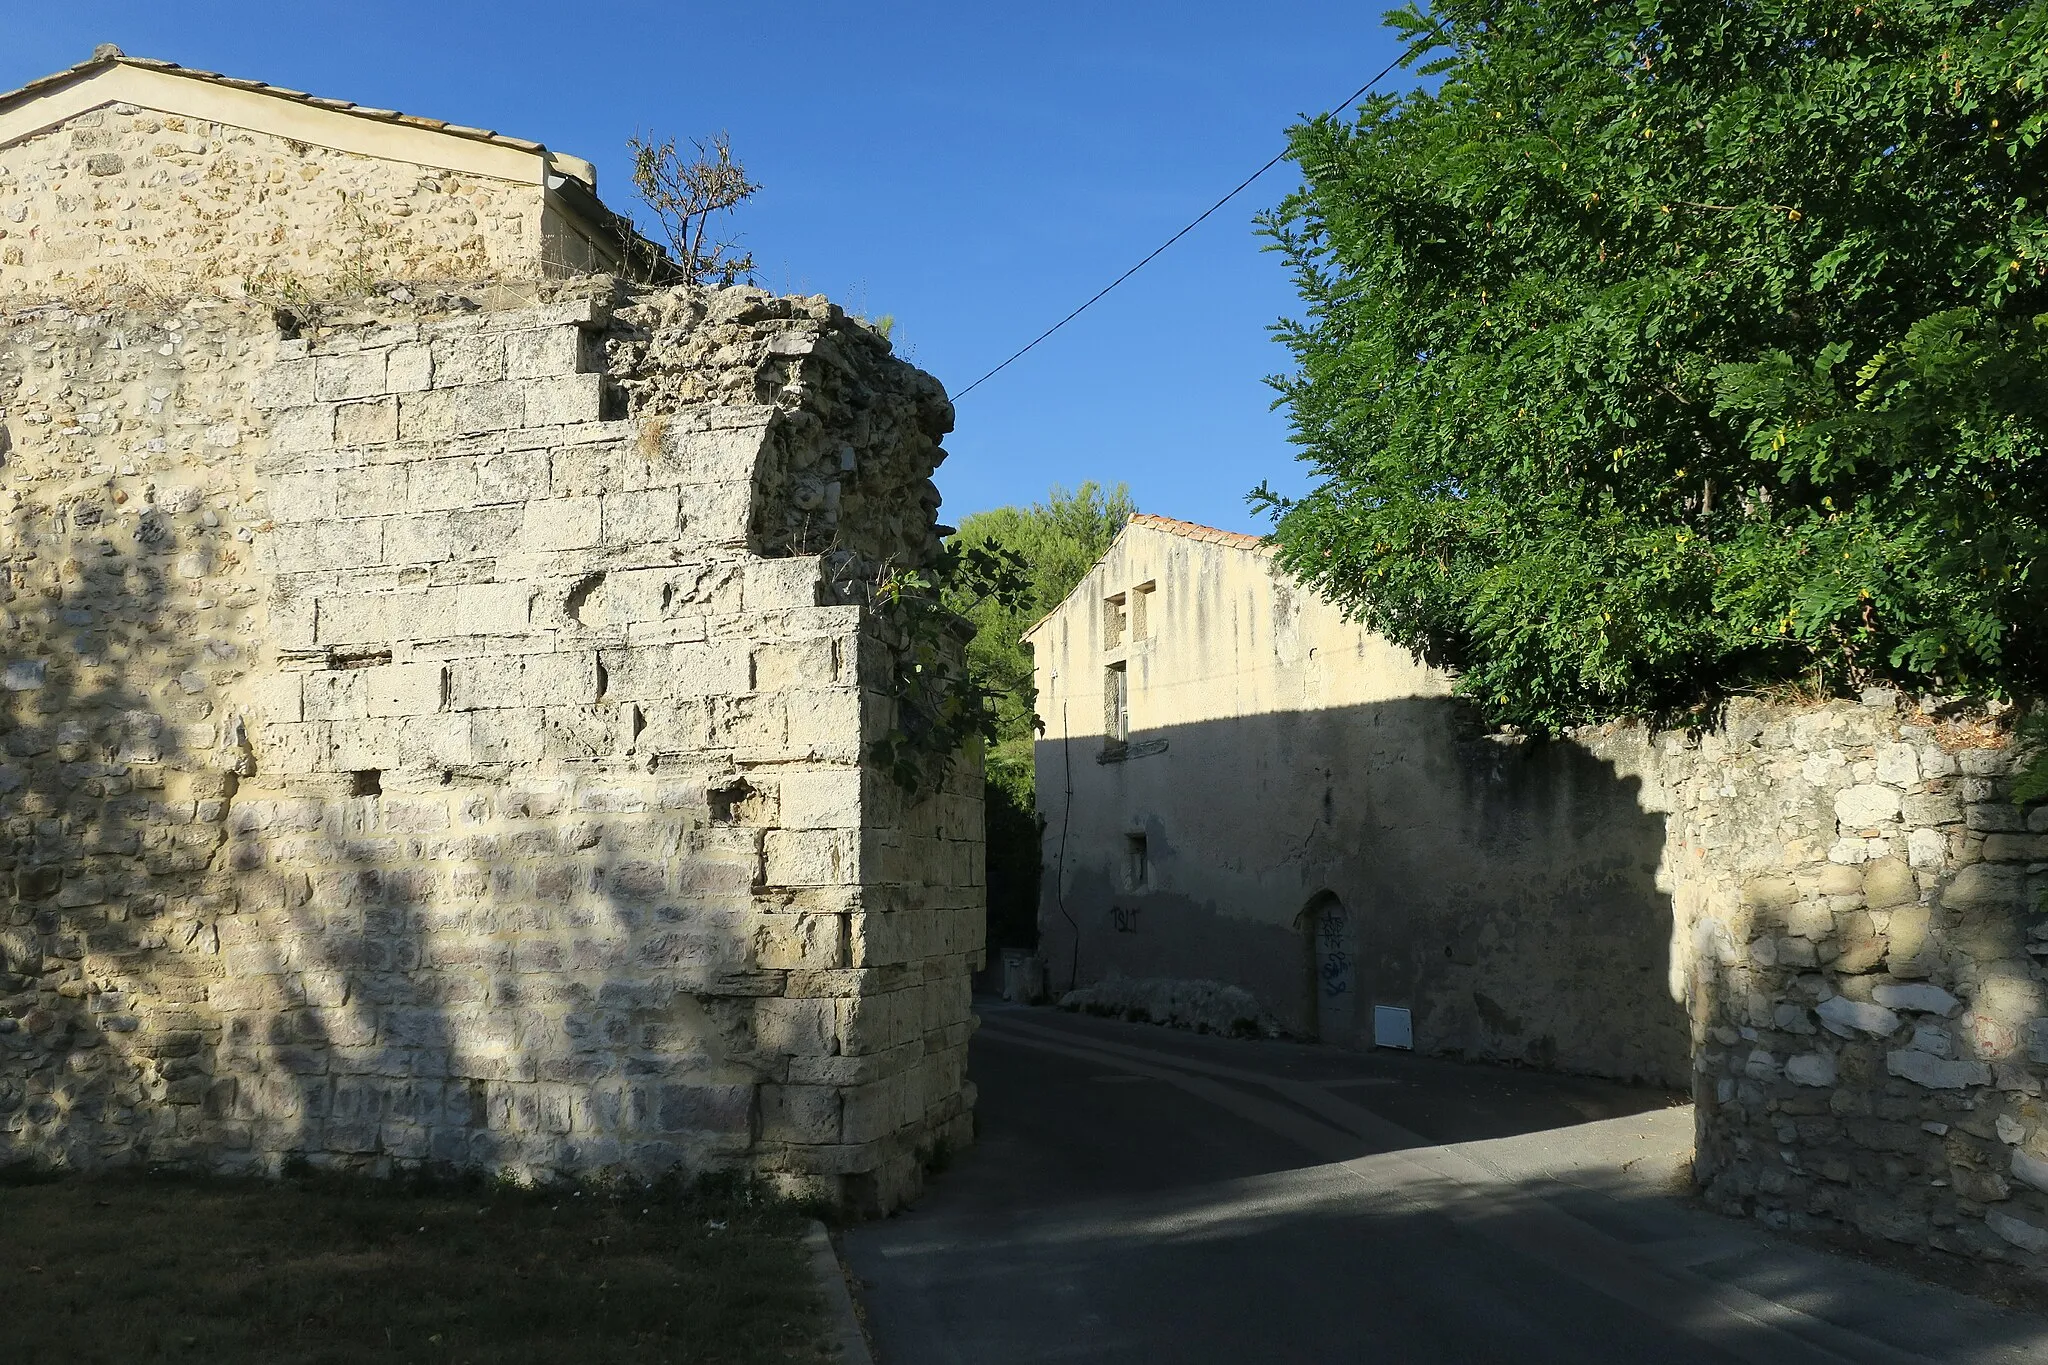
{"left": 626, "top": 132, "right": 759, "bottom": 288}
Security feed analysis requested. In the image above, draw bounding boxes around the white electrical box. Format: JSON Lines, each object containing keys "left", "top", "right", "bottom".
{"left": 1373, "top": 1005, "right": 1413, "bottom": 1050}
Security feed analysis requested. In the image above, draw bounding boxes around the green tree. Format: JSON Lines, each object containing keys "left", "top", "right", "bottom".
{"left": 948, "top": 482, "right": 1135, "bottom": 948}
{"left": 1261, "top": 1, "right": 2048, "bottom": 730}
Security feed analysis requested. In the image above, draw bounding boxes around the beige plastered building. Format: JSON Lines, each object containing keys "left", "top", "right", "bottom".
{"left": 1025, "top": 514, "right": 1690, "bottom": 1084}
{"left": 0, "top": 46, "right": 627, "bottom": 303}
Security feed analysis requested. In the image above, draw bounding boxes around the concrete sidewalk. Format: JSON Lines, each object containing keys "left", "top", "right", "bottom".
{"left": 842, "top": 1004, "right": 2047, "bottom": 1364}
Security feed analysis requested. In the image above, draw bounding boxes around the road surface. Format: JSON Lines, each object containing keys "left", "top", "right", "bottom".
{"left": 842, "top": 1003, "right": 2046, "bottom": 1365}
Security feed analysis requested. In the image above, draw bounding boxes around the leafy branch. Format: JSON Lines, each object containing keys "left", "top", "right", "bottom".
{"left": 867, "top": 541, "right": 1034, "bottom": 796}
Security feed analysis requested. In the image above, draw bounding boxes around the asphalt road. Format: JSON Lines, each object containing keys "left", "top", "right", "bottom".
{"left": 842, "top": 1003, "right": 2048, "bottom": 1365}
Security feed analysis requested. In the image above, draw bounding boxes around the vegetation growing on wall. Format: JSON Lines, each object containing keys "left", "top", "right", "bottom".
{"left": 626, "top": 131, "right": 760, "bottom": 286}
{"left": 867, "top": 541, "right": 1032, "bottom": 797}
{"left": 948, "top": 483, "right": 1135, "bottom": 950}
{"left": 1261, "top": 1, "right": 2048, "bottom": 730}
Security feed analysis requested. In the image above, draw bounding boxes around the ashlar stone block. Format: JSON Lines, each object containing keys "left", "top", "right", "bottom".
{"left": 601, "top": 487, "right": 681, "bottom": 546}
{"left": 744, "top": 556, "right": 823, "bottom": 611}
{"left": 520, "top": 497, "right": 601, "bottom": 553}
{"left": 524, "top": 373, "right": 605, "bottom": 427}
{"left": 504, "top": 326, "right": 586, "bottom": 379}
{"left": 363, "top": 663, "right": 447, "bottom": 718}
{"left": 408, "top": 457, "right": 482, "bottom": 512}
{"left": 269, "top": 519, "right": 384, "bottom": 574}
{"left": 430, "top": 332, "right": 505, "bottom": 386}
{"left": 777, "top": 769, "right": 863, "bottom": 830}
{"left": 765, "top": 829, "right": 859, "bottom": 887}
{"left": 335, "top": 397, "right": 399, "bottom": 447}
{"left": 760, "top": 1084, "right": 841, "bottom": 1144}
{"left": 335, "top": 464, "right": 408, "bottom": 518}
{"left": 268, "top": 470, "right": 338, "bottom": 523}
{"left": 455, "top": 382, "right": 525, "bottom": 434}
{"left": 271, "top": 404, "right": 337, "bottom": 454}
{"left": 752, "top": 638, "right": 840, "bottom": 691}
{"left": 314, "top": 350, "right": 388, "bottom": 402}
{"left": 448, "top": 653, "right": 597, "bottom": 711}
{"left": 386, "top": 343, "right": 433, "bottom": 393}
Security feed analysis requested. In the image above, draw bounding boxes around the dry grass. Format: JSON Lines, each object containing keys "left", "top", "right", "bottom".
{"left": 0, "top": 1167, "right": 832, "bottom": 1365}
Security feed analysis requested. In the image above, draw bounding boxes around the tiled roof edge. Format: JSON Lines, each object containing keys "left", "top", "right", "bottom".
{"left": 1127, "top": 512, "right": 1270, "bottom": 552}
{"left": 0, "top": 50, "right": 580, "bottom": 182}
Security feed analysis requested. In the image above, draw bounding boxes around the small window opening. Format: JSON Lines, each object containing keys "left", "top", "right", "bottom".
{"left": 1131, "top": 581, "right": 1155, "bottom": 641}
{"left": 1125, "top": 832, "right": 1148, "bottom": 889}
{"left": 1104, "top": 662, "right": 1128, "bottom": 748}
{"left": 1103, "top": 593, "right": 1127, "bottom": 650}
{"left": 348, "top": 770, "right": 382, "bottom": 797}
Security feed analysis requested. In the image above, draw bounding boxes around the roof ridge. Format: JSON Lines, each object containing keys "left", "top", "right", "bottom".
{"left": 1127, "top": 511, "right": 1268, "bottom": 551}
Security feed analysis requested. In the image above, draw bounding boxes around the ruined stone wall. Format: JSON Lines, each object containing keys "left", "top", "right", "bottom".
{"left": 0, "top": 279, "right": 981, "bottom": 1210}
{"left": 0, "top": 105, "right": 547, "bottom": 303}
{"left": 1575, "top": 696, "right": 2048, "bottom": 1271}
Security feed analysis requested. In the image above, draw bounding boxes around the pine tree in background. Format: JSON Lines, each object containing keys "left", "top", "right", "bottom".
{"left": 1262, "top": 1, "right": 2048, "bottom": 730}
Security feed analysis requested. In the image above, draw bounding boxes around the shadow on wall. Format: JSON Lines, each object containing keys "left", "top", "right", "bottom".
{"left": 1035, "top": 696, "right": 1690, "bottom": 1089}
{"left": 0, "top": 533, "right": 796, "bottom": 1186}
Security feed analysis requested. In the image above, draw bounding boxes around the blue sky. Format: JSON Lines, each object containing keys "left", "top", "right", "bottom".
{"left": 3, "top": 3, "right": 1417, "bottom": 533}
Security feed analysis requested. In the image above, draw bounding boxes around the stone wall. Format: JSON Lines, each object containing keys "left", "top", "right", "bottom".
{"left": 0, "top": 278, "right": 981, "bottom": 1211}
{"left": 1574, "top": 695, "right": 2048, "bottom": 1270}
{"left": 0, "top": 104, "right": 557, "bottom": 304}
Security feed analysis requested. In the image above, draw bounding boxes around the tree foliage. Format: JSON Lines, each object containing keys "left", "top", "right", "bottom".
{"left": 866, "top": 540, "right": 1032, "bottom": 796}
{"left": 948, "top": 481, "right": 1138, "bottom": 781}
{"left": 1261, "top": 0, "right": 2048, "bottom": 729}
{"left": 947, "top": 483, "right": 1135, "bottom": 951}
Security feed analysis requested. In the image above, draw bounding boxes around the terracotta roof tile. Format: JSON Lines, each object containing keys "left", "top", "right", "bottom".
{"left": 1127, "top": 512, "right": 1269, "bottom": 552}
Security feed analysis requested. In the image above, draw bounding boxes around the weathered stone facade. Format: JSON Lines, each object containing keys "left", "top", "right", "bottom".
{"left": 0, "top": 57, "right": 981, "bottom": 1211}
{"left": 0, "top": 51, "right": 623, "bottom": 305}
{"left": 1578, "top": 696, "right": 2048, "bottom": 1271}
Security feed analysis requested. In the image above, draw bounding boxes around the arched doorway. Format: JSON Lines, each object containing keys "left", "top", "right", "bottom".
{"left": 1301, "top": 891, "right": 1355, "bottom": 1044}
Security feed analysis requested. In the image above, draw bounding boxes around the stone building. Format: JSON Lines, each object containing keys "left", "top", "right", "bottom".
{"left": 1031, "top": 513, "right": 2048, "bottom": 1269}
{"left": 0, "top": 46, "right": 626, "bottom": 301}
{"left": 0, "top": 50, "right": 982, "bottom": 1211}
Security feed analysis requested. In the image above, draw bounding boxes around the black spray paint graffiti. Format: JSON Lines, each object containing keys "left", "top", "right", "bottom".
{"left": 1317, "top": 906, "right": 1352, "bottom": 999}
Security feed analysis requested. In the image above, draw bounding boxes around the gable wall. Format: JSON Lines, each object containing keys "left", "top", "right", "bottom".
{"left": 0, "top": 103, "right": 549, "bottom": 304}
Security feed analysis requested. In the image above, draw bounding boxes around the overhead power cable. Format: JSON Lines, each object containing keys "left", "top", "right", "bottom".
{"left": 951, "top": 39, "right": 1433, "bottom": 401}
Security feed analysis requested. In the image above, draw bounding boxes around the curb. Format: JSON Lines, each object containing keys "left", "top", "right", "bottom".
{"left": 805, "top": 1220, "right": 875, "bottom": 1364}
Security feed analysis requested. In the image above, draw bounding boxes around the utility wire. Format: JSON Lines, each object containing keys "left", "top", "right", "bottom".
{"left": 951, "top": 41, "right": 1432, "bottom": 400}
